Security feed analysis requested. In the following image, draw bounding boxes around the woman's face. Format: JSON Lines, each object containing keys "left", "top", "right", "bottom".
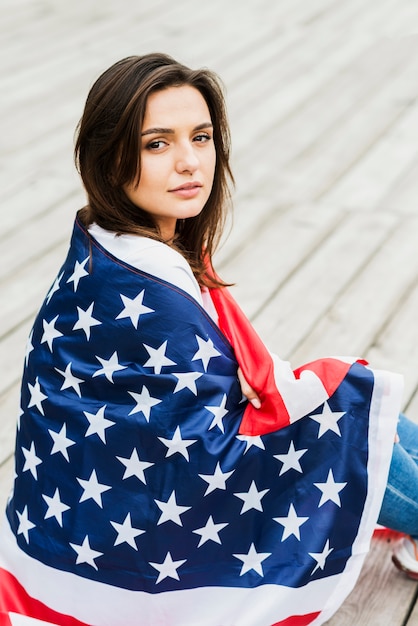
{"left": 123, "top": 85, "right": 217, "bottom": 241}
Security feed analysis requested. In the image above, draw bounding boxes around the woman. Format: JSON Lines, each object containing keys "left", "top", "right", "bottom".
{"left": 0, "top": 53, "right": 417, "bottom": 626}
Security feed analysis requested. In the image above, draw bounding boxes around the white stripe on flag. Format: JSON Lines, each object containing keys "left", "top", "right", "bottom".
{"left": 9, "top": 615, "right": 57, "bottom": 626}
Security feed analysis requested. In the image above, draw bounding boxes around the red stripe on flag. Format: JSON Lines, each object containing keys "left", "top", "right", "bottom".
{"left": 272, "top": 612, "right": 321, "bottom": 626}
{"left": 209, "top": 284, "right": 291, "bottom": 435}
{"left": 0, "top": 568, "right": 88, "bottom": 626}
{"left": 294, "top": 358, "right": 365, "bottom": 399}
{"left": 0, "top": 612, "right": 12, "bottom": 626}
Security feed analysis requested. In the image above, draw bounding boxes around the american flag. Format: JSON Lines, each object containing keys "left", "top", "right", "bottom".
{"left": 0, "top": 218, "right": 402, "bottom": 625}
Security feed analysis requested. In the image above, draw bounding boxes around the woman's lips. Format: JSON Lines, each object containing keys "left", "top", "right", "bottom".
{"left": 169, "top": 182, "right": 202, "bottom": 198}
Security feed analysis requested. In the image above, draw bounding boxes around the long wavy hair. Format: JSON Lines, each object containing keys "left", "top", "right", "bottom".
{"left": 74, "top": 53, "right": 234, "bottom": 287}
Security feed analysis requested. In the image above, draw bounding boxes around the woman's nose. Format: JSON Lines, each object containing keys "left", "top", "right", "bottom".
{"left": 175, "top": 143, "right": 199, "bottom": 174}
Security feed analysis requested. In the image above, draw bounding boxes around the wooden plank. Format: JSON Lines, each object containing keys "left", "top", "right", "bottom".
{"left": 0, "top": 321, "right": 32, "bottom": 399}
{"left": 1, "top": 126, "right": 78, "bottom": 202}
{"left": 321, "top": 79, "right": 418, "bottom": 211}
{"left": 0, "top": 0, "right": 45, "bottom": 36}
{"left": 0, "top": 243, "right": 69, "bottom": 341}
{"left": 278, "top": 40, "right": 418, "bottom": 204}
{"left": 219, "top": 202, "right": 345, "bottom": 318}
{"left": 300, "top": 0, "right": 367, "bottom": 32}
{"left": 232, "top": 34, "right": 413, "bottom": 201}
{"left": 0, "top": 456, "right": 14, "bottom": 513}
{"left": 286, "top": 215, "right": 418, "bottom": 365}
{"left": 0, "top": 385, "right": 19, "bottom": 466}
{"left": 371, "top": 0, "right": 418, "bottom": 37}
{"left": 255, "top": 0, "right": 338, "bottom": 26}
{"left": 352, "top": 0, "right": 406, "bottom": 32}
{"left": 0, "top": 195, "right": 76, "bottom": 283}
{"left": 1, "top": 183, "right": 83, "bottom": 241}
{"left": 405, "top": 387, "right": 418, "bottom": 425}
{"left": 252, "top": 210, "right": 398, "bottom": 358}
{"left": 0, "top": 0, "right": 182, "bottom": 100}
{"left": 325, "top": 530, "right": 417, "bottom": 625}
{"left": 380, "top": 153, "right": 418, "bottom": 215}
{"left": 366, "top": 280, "right": 418, "bottom": 406}
{"left": 224, "top": 0, "right": 368, "bottom": 113}
{"left": 407, "top": 595, "right": 418, "bottom": 626}
{"left": 231, "top": 26, "right": 373, "bottom": 156}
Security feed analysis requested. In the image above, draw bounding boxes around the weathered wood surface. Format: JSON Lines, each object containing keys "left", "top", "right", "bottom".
{"left": 2, "top": 0, "right": 418, "bottom": 623}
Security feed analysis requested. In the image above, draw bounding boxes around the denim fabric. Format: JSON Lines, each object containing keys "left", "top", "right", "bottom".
{"left": 378, "top": 414, "right": 418, "bottom": 538}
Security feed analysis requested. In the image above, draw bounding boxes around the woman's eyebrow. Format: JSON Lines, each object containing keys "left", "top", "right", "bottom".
{"left": 141, "top": 122, "right": 213, "bottom": 136}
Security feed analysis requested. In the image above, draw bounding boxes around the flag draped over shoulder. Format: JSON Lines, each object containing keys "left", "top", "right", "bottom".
{"left": 0, "top": 217, "right": 402, "bottom": 626}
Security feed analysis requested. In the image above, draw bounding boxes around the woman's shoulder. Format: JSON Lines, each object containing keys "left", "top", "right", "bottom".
{"left": 88, "top": 223, "right": 203, "bottom": 302}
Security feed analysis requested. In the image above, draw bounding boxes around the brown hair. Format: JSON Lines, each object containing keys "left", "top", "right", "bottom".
{"left": 74, "top": 53, "right": 234, "bottom": 287}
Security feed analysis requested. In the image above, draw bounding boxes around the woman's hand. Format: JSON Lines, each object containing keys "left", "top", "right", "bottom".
{"left": 237, "top": 367, "right": 261, "bottom": 409}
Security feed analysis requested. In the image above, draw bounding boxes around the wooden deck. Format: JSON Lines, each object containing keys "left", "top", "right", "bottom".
{"left": 2, "top": 0, "right": 418, "bottom": 623}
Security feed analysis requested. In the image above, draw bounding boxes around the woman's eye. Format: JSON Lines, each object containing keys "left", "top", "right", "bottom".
{"left": 146, "top": 140, "right": 167, "bottom": 150}
{"left": 194, "top": 133, "right": 211, "bottom": 143}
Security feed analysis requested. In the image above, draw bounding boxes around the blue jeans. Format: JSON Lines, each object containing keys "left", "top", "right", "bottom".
{"left": 378, "top": 414, "right": 418, "bottom": 538}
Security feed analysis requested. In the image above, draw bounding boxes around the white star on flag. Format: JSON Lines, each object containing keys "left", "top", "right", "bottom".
{"left": 55, "top": 362, "right": 84, "bottom": 397}
{"left": 41, "top": 315, "right": 63, "bottom": 352}
{"left": 198, "top": 462, "right": 235, "bottom": 496}
{"left": 110, "top": 513, "right": 145, "bottom": 550}
{"left": 158, "top": 425, "right": 197, "bottom": 461}
{"left": 46, "top": 271, "right": 64, "bottom": 304}
{"left": 93, "top": 351, "right": 127, "bottom": 382}
{"left": 205, "top": 393, "right": 229, "bottom": 433}
{"left": 172, "top": 371, "right": 203, "bottom": 395}
{"left": 66, "top": 256, "right": 89, "bottom": 291}
{"left": 273, "top": 503, "right": 309, "bottom": 541}
{"left": 233, "top": 543, "right": 271, "bottom": 576}
{"left": 310, "top": 402, "right": 345, "bottom": 438}
{"left": 193, "top": 515, "right": 228, "bottom": 547}
{"left": 116, "top": 290, "right": 154, "bottom": 329}
{"left": 73, "top": 302, "right": 102, "bottom": 340}
{"left": 314, "top": 469, "right": 347, "bottom": 507}
{"left": 149, "top": 551, "right": 187, "bottom": 584}
{"left": 192, "top": 335, "right": 221, "bottom": 371}
{"left": 236, "top": 434, "right": 265, "bottom": 453}
{"left": 27, "top": 377, "right": 48, "bottom": 416}
{"left": 234, "top": 481, "right": 269, "bottom": 514}
{"left": 42, "top": 488, "right": 70, "bottom": 527}
{"left": 274, "top": 441, "right": 308, "bottom": 476}
{"left": 117, "top": 448, "right": 154, "bottom": 483}
{"left": 48, "top": 423, "right": 76, "bottom": 461}
{"left": 309, "top": 539, "right": 334, "bottom": 575}
{"left": 77, "top": 469, "right": 111, "bottom": 508}
{"left": 128, "top": 386, "right": 162, "bottom": 421}
{"left": 155, "top": 490, "right": 191, "bottom": 526}
{"left": 25, "top": 329, "right": 34, "bottom": 366}
{"left": 83, "top": 405, "right": 115, "bottom": 443}
{"left": 16, "top": 506, "right": 36, "bottom": 543}
{"left": 22, "top": 442, "right": 42, "bottom": 479}
{"left": 143, "top": 340, "right": 176, "bottom": 374}
{"left": 70, "top": 535, "right": 103, "bottom": 570}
